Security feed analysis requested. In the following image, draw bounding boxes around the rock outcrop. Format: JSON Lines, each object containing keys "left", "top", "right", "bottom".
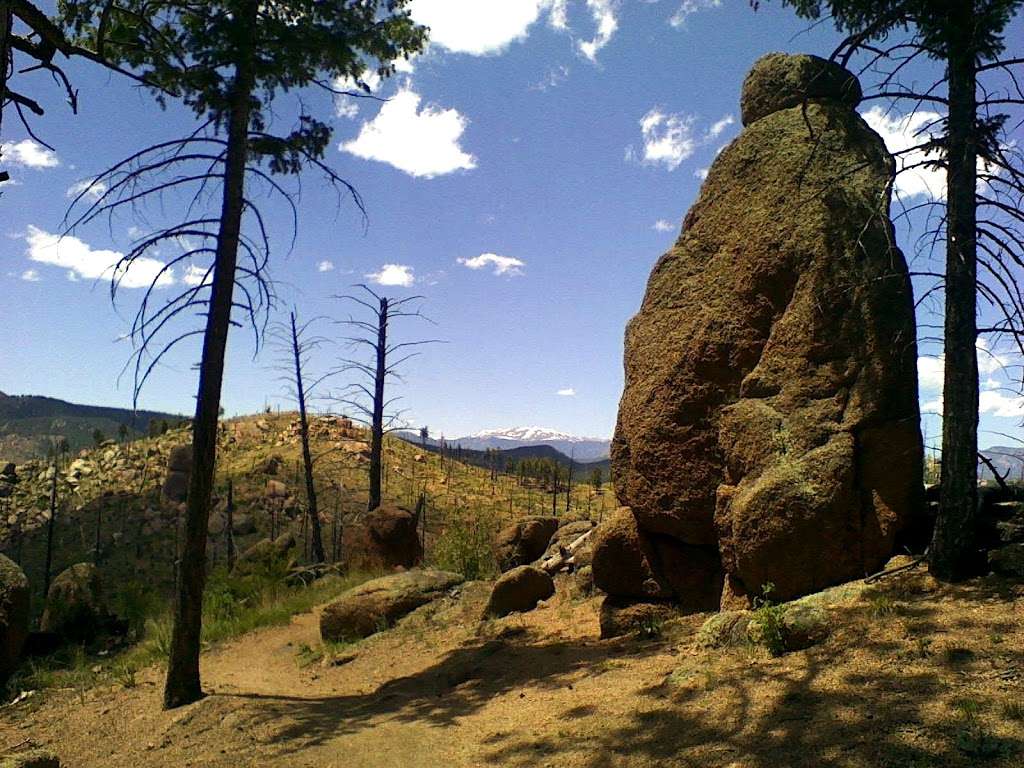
{"left": 40, "top": 562, "right": 109, "bottom": 643}
{"left": 320, "top": 569, "right": 463, "bottom": 641}
{"left": 603, "top": 52, "right": 923, "bottom": 607}
{"left": 494, "top": 517, "right": 559, "bottom": 572}
{"left": 343, "top": 504, "right": 424, "bottom": 571}
{"left": 161, "top": 444, "right": 192, "bottom": 503}
{"left": 0, "top": 554, "right": 29, "bottom": 687}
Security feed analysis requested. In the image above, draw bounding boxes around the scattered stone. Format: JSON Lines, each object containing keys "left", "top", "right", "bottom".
{"left": 167, "top": 444, "right": 193, "bottom": 472}
{"left": 266, "top": 479, "right": 288, "bottom": 499}
{"left": 232, "top": 513, "right": 256, "bottom": 536}
{"left": 320, "top": 569, "right": 463, "bottom": 641}
{"left": 599, "top": 597, "right": 679, "bottom": 640}
{"left": 591, "top": 507, "right": 670, "bottom": 600}
{"left": 494, "top": 517, "right": 559, "bottom": 571}
{"left": 235, "top": 533, "right": 297, "bottom": 574}
{"left": 40, "top": 563, "right": 108, "bottom": 643}
{"left": 574, "top": 564, "right": 594, "bottom": 596}
{"left": 696, "top": 611, "right": 752, "bottom": 649}
{"left": 0, "top": 554, "right": 29, "bottom": 687}
{"left": 989, "top": 543, "right": 1024, "bottom": 578}
{"left": 609, "top": 52, "right": 922, "bottom": 604}
{"left": 484, "top": 566, "right": 555, "bottom": 618}
{"left": 747, "top": 603, "right": 830, "bottom": 653}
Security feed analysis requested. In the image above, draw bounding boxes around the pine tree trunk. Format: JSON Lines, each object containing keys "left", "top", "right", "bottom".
{"left": 291, "top": 312, "right": 326, "bottom": 562}
{"left": 163, "top": 9, "right": 256, "bottom": 709}
{"left": 368, "top": 298, "right": 388, "bottom": 511}
{"left": 930, "top": 3, "right": 979, "bottom": 581}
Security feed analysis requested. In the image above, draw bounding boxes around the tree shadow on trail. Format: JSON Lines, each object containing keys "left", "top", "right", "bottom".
{"left": 224, "top": 573, "right": 1024, "bottom": 768}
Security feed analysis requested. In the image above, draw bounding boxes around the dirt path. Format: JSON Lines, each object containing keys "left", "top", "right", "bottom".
{"left": 3, "top": 570, "right": 1024, "bottom": 768}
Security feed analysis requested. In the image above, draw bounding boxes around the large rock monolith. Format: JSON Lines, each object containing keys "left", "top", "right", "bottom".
{"left": 603, "top": 52, "right": 923, "bottom": 606}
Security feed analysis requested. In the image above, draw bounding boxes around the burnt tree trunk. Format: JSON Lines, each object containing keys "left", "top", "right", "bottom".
{"left": 368, "top": 297, "right": 388, "bottom": 512}
{"left": 291, "top": 311, "right": 326, "bottom": 562}
{"left": 42, "top": 458, "right": 58, "bottom": 599}
{"left": 931, "top": 1, "right": 979, "bottom": 582}
{"left": 225, "top": 479, "right": 236, "bottom": 572}
{"left": 163, "top": 7, "right": 256, "bottom": 709}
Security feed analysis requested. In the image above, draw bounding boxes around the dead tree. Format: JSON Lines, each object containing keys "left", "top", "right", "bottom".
{"left": 269, "top": 309, "right": 338, "bottom": 563}
{"left": 331, "top": 286, "right": 441, "bottom": 512}
{"left": 225, "top": 479, "right": 236, "bottom": 572}
{"left": 60, "top": 0, "right": 425, "bottom": 710}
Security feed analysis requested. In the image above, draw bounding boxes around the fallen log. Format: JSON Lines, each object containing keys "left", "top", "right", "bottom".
{"left": 540, "top": 527, "right": 595, "bottom": 575}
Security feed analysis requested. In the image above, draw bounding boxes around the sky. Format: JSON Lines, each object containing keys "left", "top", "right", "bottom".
{"left": 1, "top": 0, "right": 1023, "bottom": 447}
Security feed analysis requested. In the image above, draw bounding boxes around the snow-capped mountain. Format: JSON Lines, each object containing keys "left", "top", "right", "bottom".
{"left": 448, "top": 426, "right": 611, "bottom": 462}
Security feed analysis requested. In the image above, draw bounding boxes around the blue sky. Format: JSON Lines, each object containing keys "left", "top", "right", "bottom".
{"left": 2, "top": 0, "right": 1023, "bottom": 448}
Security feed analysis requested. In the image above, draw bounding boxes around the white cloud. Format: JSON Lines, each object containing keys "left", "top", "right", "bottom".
{"left": 579, "top": 0, "right": 618, "bottom": 62}
{"left": 861, "top": 107, "right": 946, "bottom": 200}
{"left": 457, "top": 253, "right": 525, "bottom": 276}
{"left": 917, "top": 355, "right": 945, "bottom": 390}
{"left": 549, "top": 0, "right": 568, "bottom": 28}
{"left": 653, "top": 219, "right": 675, "bottom": 232}
{"left": 24, "top": 226, "right": 174, "bottom": 289}
{"left": 918, "top": 339, "right": 1024, "bottom": 419}
{"left": 335, "top": 99, "right": 360, "bottom": 119}
{"left": 1, "top": 139, "right": 58, "bottom": 168}
{"left": 182, "top": 264, "right": 211, "bottom": 286}
{"left": 409, "top": 0, "right": 549, "bottom": 56}
{"left": 635, "top": 108, "right": 696, "bottom": 170}
{"left": 556, "top": 387, "right": 576, "bottom": 396}
{"left": 20, "top": 269, "right": 41, "bottom": 282}
{"left": 342, "top": 87, "right": 476, "bottom": 178}
{"left": 366, "top": 263, "right": 415, "bottom": 287}
{"left": 980, "top": 390, "right": 1024, "bottom": 418}
{"left": 669, "top": 0, "right": 722, "bottom": 28}
{"left": 317, "top": 260, "right": 335, "bottom": 273}
{"left": 707, "top": 114, "right": 735, "bottom": 139}
{"left": 695, "top": 167, "right": 709, "bottom": 180}
{"left": 532, "top": 64, "right": 570, "bottom": 91}
{"left": 66, "top": 179, "right": 107, "bottom": 202}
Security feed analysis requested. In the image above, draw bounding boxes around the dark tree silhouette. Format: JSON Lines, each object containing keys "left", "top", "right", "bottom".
{"left": 269, "top": 309, "right": 339, "bottom": 563}
{"left": 332, "top": 285, "right": 441, "bottom": 511}
{"left": 764, "top": 0, "right": 1024, "bottom": 579}
{"left": 59, "top": 0, "right": 425, "bottom": 708}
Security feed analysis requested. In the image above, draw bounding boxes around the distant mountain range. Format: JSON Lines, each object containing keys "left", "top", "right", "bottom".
{"left": 413, "top": 426, "right": 612, "bottom": 462}
{"left": 978, "top": 446, "right": 1024, "bottom": 482}
{"left": 0, "top": 392, "right": 183, "bottom": 462}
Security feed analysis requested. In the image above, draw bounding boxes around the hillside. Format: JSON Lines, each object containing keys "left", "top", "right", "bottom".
{"left": 396, "top": 433, "right": 611, "bottom": 478}
{"left": 0, "top": 392, "right": 183, "bottom": 462}
{"left": 0, "top": 411, "right": 615, "bottom": 620}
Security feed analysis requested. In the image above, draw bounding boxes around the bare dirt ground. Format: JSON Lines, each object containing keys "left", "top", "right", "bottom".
{"left": 3, "top": 566, "right": 1024, "bottom": 768}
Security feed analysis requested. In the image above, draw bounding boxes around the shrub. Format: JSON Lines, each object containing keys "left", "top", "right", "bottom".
{"left": 432, "top": 512, "right": 498, "bottom": 580}
{"left": 750, "top": 582, "right": 787, "bottom": 657}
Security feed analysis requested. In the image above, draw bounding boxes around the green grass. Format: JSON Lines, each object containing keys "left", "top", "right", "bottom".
{"left": 5, "top": 566, "right": 376, "bottom": 699}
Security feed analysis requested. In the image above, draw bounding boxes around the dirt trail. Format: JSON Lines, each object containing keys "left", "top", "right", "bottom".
{"left": 3, "top": 570, "right": 1024, "bottom": 768}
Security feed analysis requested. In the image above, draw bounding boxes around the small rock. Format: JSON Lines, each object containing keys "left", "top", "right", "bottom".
{"left": 990, "top": 543, "right": 1024, "bottom": 577}
{"left": 0, "top": 749, "right": 61, "bottom": 768}
{"left": 484, "top": 566, "right": 555, "bottom": 618}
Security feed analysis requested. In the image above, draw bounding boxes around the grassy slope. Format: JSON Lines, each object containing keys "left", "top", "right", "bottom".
{"left": 1, "top": 411, "right": 614, "bottom": 620}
